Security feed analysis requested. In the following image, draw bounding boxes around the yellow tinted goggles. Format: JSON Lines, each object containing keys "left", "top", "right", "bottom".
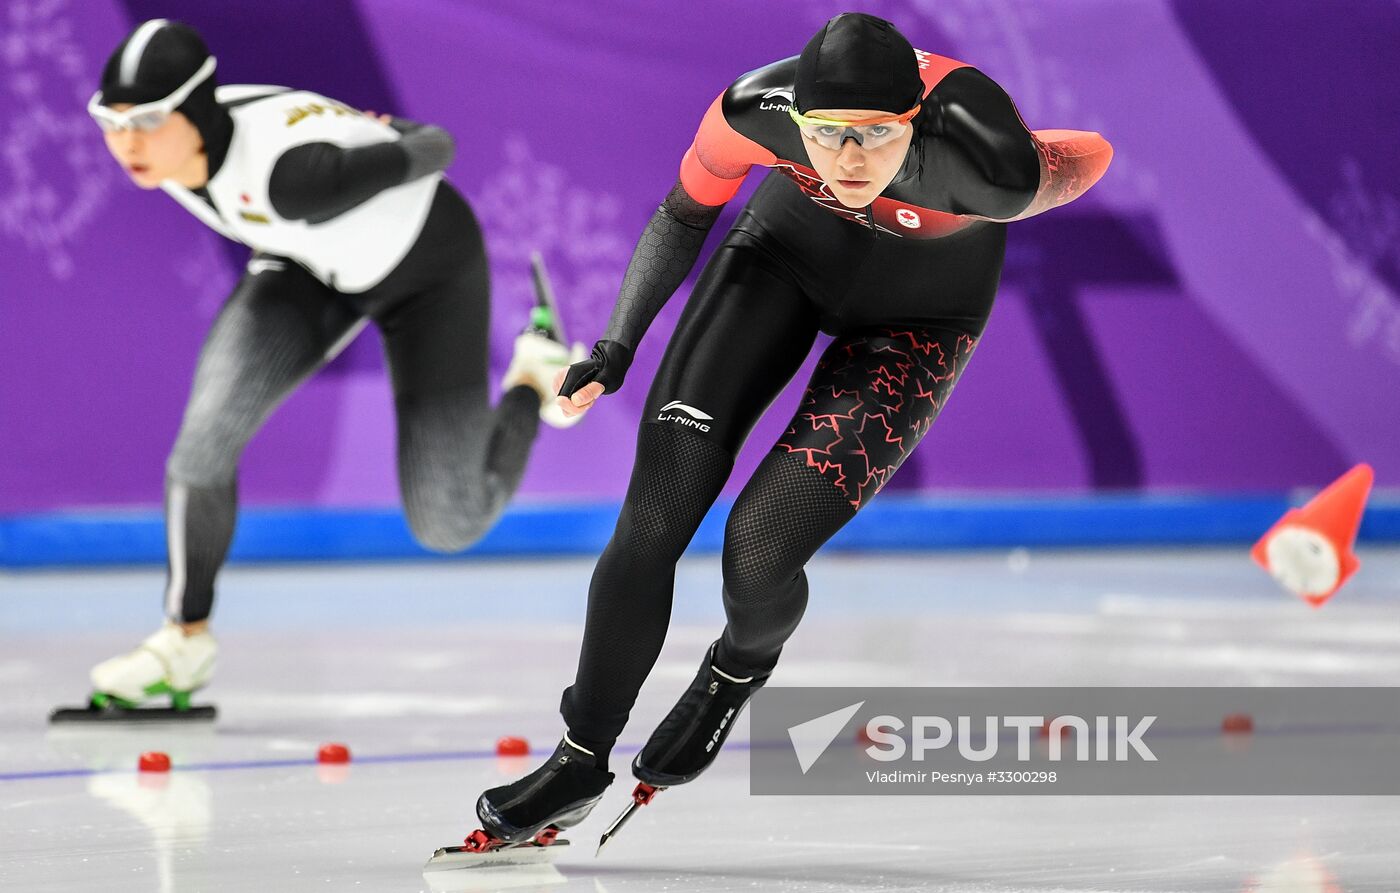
{"left": 788, "top": 104, "right": 921, "bottom": 150}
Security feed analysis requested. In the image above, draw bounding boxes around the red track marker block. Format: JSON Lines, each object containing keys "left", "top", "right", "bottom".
{"left": 138, "top": 751, "right": 171, "bottom": 772}
{"left": 317, "top": 743, "right": 351, "bottom": 764}
{"left": 1222, "top": 713, "right": 1254, "bottom": 735}
{"left": 495, "top": 736, "right": 530, "bottom": 757}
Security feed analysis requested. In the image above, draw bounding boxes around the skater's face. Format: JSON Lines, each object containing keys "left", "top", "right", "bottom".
{"left": 799, "top": 107, "right": 915, "bottom": 209}
{"left": 101, "top": 108, "right": 204, "bottom": 189}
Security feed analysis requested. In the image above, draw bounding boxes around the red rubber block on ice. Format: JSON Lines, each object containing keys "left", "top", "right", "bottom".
{"left": 496, "top": 736, "right": 530, "bottom": 757}
{"left": 138, "top": 751, "right": 171, "bottom": 772}
{"left": 1222, "top": 713, "right": 1254, "bottom": 735}
{"left": 317, "top": 743, "right": 351, "bottom": 764}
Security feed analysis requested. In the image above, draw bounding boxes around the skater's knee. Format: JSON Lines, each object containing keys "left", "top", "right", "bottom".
{"left": 722, "top": 451, "right": 856, "bottom": 604}
{"left": 611, "top": 424, "right": 731, "bottom": 563}
{"left": 404, "top": 499, "right": 493, "bottom": 553}
{"left": 166, "top": 390, "right": 269, "bottom": 486}
{"left": 166, "top": 440, "right": 239, "bottom": 489}
{"left": 722, "top": 500, "right": 823, "bottom": 607}
{"left": 721, "top": 506, "right": 803, "bottom": 604}
{"left": 409, "top": 513, "right": 490, "bottom": 553}
{"left": 721, "top": 545, "right": 805, "bottom": 607}
{"left": 613, "top": 502, "right": 695, "bottom": 563}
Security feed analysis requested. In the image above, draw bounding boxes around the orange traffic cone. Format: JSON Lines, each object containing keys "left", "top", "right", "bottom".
{"left": 1251, "top": 464, "right": 1373, "bottom": 607}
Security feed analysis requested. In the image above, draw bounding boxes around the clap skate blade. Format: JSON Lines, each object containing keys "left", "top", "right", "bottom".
{"left": 596, "top": 782, "right": 665, "bottom": 854}
{"left": 50, "top": 690, "right": 216, "bottom": 724}
{"left": 424, "top": 826, "right": 570, "bottom": 871}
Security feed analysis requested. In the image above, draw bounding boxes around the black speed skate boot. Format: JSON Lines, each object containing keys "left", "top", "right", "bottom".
{"left": 427, "top": 736, "right": 613, "bottom": 870}
{"left": 476, "top": 736, "right": 613, "bottom": 844}
{"left": 597, "top": 641, "right": 769, "bottom": 853}
{"left": 633, "top": 640, "right": 768, "bottom": 786}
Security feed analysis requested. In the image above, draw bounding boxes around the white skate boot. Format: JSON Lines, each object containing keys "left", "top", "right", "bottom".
{"left": 503, "top": 330, "right": 588, "bottom": 429}
{"left": 51, "top": 623, "right": 219, "bottom": 723}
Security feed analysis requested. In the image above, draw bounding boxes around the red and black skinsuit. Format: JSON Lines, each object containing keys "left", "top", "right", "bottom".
{"left": 558, "top": 51, "right": 1113, "bottom": 755}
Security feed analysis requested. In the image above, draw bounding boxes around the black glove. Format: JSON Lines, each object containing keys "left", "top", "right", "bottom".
{"left": 558, "top": 340, "right": 634, "bottom": 398}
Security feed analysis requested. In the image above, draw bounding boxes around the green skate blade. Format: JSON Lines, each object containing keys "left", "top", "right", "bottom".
{"left": 49, "top": 703, "right": 217, "bottom": 725}
{"left": 423, "top": 837, "right": 569, "bottom": 872}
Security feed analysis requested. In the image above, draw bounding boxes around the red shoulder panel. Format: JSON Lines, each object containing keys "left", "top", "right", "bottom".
{"left": 913, "top": 49, "right": 970, "bottom": 98}
{"left": 678, "top": 92, "right": 777, "bottom": 206}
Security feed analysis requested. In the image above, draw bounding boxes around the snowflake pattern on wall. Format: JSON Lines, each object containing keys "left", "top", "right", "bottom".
{"left": 1311, "top": 158, "right": 1400, "bottom": 366}
{"left": 1, "top": 0, "right": 115, "bottom": 280}
{"left": 470, "top": 136, "right": 633, "bottom": 381}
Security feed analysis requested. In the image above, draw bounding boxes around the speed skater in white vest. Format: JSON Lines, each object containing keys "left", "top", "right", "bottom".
{"left": 67, "top": 19, "right": 584, "bottom": 720}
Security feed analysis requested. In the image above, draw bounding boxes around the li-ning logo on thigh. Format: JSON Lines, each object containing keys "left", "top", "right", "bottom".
{"left": 657, "top": 400, "right": 713, "bottom": 432}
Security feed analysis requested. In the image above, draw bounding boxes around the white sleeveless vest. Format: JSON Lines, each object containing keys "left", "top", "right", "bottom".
{"left": 161, "top": 85, "right": 439, "bottom": 293}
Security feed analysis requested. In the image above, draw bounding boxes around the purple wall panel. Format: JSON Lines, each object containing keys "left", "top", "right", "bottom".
{"left": 3, "top": 0, "right": 1395, "bottom": 513}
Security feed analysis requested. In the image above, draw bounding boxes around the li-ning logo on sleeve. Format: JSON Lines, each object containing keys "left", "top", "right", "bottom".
{"left": 657, "top": 400, "right": 713, "bottom": 432}
{"left": 759, "top": 87, "right": 794, "bottom": 113}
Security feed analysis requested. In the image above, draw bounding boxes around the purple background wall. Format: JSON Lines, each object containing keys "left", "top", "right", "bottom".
{"left": 4, "top": 0, "right": 1397, "bottom": 515}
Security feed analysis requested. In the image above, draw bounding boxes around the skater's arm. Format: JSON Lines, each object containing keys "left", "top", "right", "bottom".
{"left": 385, "top": 116, "right": 458, "bottom": 182}
{"left": 268, "top": 122, "right": 455, "bottom": 224}
{"left": 556, "top": 182, "right": 721, "bottom": 403}
{"left": 929, "top": 67, "right": 1111, "bottom": 220}
{"left": 999, "top": 128, "right": 1114, "bottom": 221}
{"left": 592, "top": 182, "right": 725, "bottom": 376}
{"left": 559, "top": 92, "right": 771, "bottom": 401}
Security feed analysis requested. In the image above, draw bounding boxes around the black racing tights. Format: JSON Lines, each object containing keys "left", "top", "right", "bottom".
{"left": 560, "top": 239, "right": 979, "bottom": 759}
{"left": 163, "top": 185, "right": 539, "bottom": 622}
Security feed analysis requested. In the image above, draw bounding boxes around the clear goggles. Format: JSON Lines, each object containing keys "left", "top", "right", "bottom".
{"left": 87, "top": 56, "right": 217, "bottom": 133}
{"left": 788, "top": 103, "right": 921, "bottom": 151}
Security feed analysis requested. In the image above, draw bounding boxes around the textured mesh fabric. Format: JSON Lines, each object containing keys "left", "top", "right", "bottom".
{"left": 162, "top": 477, "right": 236, "bottom": 624}
{"left": 165, "top": 262, "right": 358, "bottom": 491}
{"left": 602, "top": 179, "right": 723, "bottom": 350}
{"left": 165, "top": 259, "right": 359, "bottom": 623}
{"left": 560, "top": 424, "right": 733, "bottom": 750}
{"left": 392, "top": 384, "right": 538, "bottom": 553}
{"left": 717, "top": 449, "right": 856, "bottom": 674}
{"left": 164, "top": 199, "right": 540, "bottom": 621}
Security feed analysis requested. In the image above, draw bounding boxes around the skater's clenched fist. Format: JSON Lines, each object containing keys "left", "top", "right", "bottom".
{"left": 554, "top": 368, "right": 604, "bottom": 418}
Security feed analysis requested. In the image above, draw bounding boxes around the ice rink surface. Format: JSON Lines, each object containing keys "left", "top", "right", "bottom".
{"left": 3, "top": 547, "right": 1399, "bottom": 892}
